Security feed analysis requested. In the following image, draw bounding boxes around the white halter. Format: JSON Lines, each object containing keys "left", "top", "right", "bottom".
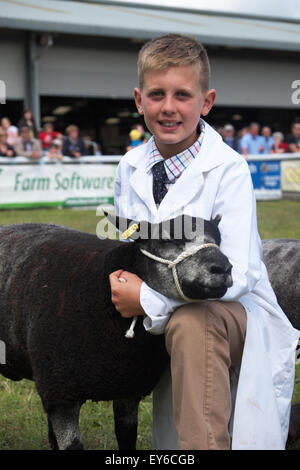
{"left": 124, "top": 242, "right": 219, "bottom": 339}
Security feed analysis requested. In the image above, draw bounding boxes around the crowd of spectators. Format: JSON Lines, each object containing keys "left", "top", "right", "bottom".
{"left": 0, "top": 109, "right": 102, "bottom": 160}
{"left": 0, "top": 108, "right": 299, "bottom": 160}
{"left": 219, "top": 120, "right": 300, "bottom": 156}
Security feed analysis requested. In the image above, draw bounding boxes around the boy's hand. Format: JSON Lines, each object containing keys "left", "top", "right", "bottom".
{"left": 109, "top": 270, "right": 145, "bottom": 318}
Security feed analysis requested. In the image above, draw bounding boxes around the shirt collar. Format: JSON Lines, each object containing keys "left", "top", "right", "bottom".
{"left": 146, "top": 120, "right": 205, "bottom": 182}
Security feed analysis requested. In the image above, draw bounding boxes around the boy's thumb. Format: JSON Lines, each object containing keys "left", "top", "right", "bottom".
{"left": 109, "top": 269, "right": 124, "bottom": 286}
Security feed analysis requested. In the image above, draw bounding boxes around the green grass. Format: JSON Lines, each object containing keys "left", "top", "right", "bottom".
{"left": 0, "top": 201, "right": 299, "bottom": 450}
{"left": 0, "top": 207, "right": 99, "bottom": 235}
{"left": 256, "top": 200, "right": 300, "bottom": 239}
{"left": 0, "top": 378, "right": 153, "bottom": 450}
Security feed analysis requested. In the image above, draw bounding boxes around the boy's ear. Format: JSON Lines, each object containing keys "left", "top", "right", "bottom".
{"left": 201, "top": 89, "right": 216, "bottom": 117}
{"left": 134, "top": 88, "right": 143, "bottom": 115}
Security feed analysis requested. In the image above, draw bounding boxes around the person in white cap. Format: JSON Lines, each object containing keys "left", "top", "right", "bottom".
{"left": 222, "top": 123, "right": 238, "bottom": 151}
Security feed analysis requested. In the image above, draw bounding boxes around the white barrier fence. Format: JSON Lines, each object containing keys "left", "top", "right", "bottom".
{"left": 0, "top": 153, "right": 299, "bottom": 209}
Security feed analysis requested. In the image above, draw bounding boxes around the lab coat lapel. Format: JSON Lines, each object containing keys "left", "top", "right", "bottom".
{"left": 126, "top": 122, "right": 225, "bottom": 219}
{"left": 129, "top": 163, "right": 157, "bottom": 216}
{"left": 127, "top": 140, "right": 157, "bottom": 217}
{"left": 157, "top": 159, "right": 204, "bottom": 218}
{"left": 158, "top": 123, "right": 225, "bottom": 218}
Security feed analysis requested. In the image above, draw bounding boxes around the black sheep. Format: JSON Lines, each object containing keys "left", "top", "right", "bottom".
{"left": 0, "top": 214, "right": 232, "bottom": 450}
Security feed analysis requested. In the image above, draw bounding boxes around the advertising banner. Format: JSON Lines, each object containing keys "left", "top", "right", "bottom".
{"left": 247, "top": 159, "right": 282, "bottom": 199}
{"left": 281, "top": 159, "right": 300, "bottom": 192}
{"left": 0, "top": 154, "right": 299, "bottom": 209}
{"left": 0, "top": 163, "right": 118, "bottom": 209}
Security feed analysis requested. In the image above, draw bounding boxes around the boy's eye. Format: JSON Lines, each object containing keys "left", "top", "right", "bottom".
{"left": 176, "top": 91, "right": 191, "bottom": 99}
{"left": 149, "top": 91, "right": 163, "bottom": 98}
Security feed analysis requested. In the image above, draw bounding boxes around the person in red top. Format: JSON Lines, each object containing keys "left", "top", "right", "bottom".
{"left": 38, "top": 123, "right": 61, "bottom": 151}
{"left": 272, "top": 131, "right": 288, "bottom": 153}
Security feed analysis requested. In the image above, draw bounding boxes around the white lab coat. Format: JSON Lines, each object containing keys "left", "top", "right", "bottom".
{"left": 114, "top": 121, "right": 300, "bottom": 450}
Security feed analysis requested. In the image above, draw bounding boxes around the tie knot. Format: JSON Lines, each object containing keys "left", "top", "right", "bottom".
{"left": 152, "top": 160, "right": 168, "bottom": 181}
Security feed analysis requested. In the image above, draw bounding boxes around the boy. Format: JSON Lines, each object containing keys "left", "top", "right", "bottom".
{"left": 109, "top": 34, "right": 299, "bottom": 450}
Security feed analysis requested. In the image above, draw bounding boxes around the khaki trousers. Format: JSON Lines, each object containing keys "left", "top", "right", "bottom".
{"left": 165, "top": 300, "right": 247, "bottom": 450}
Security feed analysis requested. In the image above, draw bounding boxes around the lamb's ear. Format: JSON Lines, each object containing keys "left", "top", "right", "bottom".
{"left": 211, "top": 214, "right": 222, "bottom": 227}
{"left": 102, "top": 211, "right": 139, "bottom": 238}
{"left": 102, "top": 211, "right": 151, "bottom": 241}
{"left": 132, "top": 220, "right": 152, "bottom": 242}
{"left": 103, "top": 211, "right": 134, "bottom": 231}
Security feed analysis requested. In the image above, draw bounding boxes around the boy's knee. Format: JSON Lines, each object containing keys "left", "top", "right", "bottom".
{"left": 166, "top": 300, "right": 227, "bottom": 337}
{"left": 165, "top": 302, "right": 208, "bottom": 354}
{"left": 165, "top": 301, "right": 246, "bottom": 359}
{"left": 166, "top": 302, "right": 205, "bottom": 333}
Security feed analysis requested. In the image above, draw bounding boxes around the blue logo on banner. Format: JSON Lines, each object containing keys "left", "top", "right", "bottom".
{"left": 248, "top": 160, "right": 281, "bottom": 190}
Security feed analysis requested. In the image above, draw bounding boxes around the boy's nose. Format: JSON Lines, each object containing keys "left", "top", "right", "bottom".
{"left": 161, "top": 96, "right": 176, "bottom": 114}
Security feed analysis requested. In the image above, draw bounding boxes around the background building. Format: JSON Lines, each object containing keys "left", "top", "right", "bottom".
{"left": 0, "top": 0, "right": 300, "bottom": 153}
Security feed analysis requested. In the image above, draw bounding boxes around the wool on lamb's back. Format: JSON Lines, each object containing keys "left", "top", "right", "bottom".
{"left": 0, "top": 223, "right": 169, "bottom": 410}
{"left": 262, "top": 238, "right": 300, "bottom": 330}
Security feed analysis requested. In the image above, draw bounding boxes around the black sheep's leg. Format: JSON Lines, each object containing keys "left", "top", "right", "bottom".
{"left": 48, "top": 416, "right": 59, "bottom": 450}
{"left": 113, "top": 396, "right": 141, "bottom": 450}
{"left": 287, "top": 402, "right": 300, "bottom": 448}
{"left": 47, "top": 402, "right": 83, "bottom": 450}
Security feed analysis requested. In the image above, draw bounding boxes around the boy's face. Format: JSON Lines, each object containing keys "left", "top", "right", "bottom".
{"left": 134, "top": 64, "right": 215, "bottom": 158}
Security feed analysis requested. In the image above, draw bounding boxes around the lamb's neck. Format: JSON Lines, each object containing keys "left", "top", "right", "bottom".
{"left": 143, "top": 272, "right": 181, "bottom": 300}
{"left": 134, "top": 250, "right": 181, "bottom": 300}
{"left": 106, "top": 242, "right": 181, "bottom": 300}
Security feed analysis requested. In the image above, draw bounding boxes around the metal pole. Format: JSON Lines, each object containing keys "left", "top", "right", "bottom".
{"left": 25, "top": 32, "right": 41, "bottom": 129}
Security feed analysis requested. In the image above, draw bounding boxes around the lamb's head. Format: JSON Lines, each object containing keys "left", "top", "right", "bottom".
{"left": 105, "top": 213, "right": 232, "bottom": 301}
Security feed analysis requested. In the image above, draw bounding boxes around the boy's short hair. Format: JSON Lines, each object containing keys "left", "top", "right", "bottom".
{"left": 137, "top": 34, "right": 211, "bottom": 92}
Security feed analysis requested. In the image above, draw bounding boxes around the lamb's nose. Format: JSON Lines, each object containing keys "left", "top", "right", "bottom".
{"left": 209, "top": 261, "right": 232, "bottom": 275}
{"left": 225, "top": 262, "right": 232, "bottom": 275}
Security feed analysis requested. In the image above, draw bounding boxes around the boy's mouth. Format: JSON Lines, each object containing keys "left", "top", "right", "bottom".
{"left": 158, "top": 121, "right": 181, "bottom": 129}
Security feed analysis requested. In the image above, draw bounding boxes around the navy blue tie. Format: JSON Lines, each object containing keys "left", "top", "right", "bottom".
{"left": 152, "top": 160, "right": 169, "bottom": 205}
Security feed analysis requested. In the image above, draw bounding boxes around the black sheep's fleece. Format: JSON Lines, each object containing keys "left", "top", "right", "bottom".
{"left": 0, "top": 223, "right": 169, "bottom": 411}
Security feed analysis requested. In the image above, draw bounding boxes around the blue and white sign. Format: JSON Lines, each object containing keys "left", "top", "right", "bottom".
{"left": 247, "top": 160, "right": 281, "bottom": 199}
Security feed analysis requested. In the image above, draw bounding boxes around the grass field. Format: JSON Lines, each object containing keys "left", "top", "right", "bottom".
{"left": 0, "top": 200, "right": 299, "bottom": 450}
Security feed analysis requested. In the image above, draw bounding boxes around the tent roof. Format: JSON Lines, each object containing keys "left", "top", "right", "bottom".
{"left": 1, "top": 0, "right": 300, "bottom": 51}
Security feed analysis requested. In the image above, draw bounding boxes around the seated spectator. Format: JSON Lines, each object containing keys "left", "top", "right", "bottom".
{"left": 62, "top": 125, "right": 87, "bottom": 158}
{"left": 14, "top": 126, "right": 43, "bottom": 159}
{"left": 222, "top": 123, "right": 239, "bottom": 151}
{"left": 46, "top": 139, "right": 63, "bottom": 161}
{"left": 18, "top": 108, "right": 38, "bottom": 138}
{"left": 272, "top": 132, "right": 288, "bottom": 154}
{"left": 83, "top": 135, "right": 98, "bottom": 156}
{"left": 261, "top": 126, "right": 275, "bottom": 154}
{"left": 287, "top": 121, "right": 300, "bottom": 153}
{"left": 240, "top": 122, "right": 264, "bottom": 156}
{"left": 1, "top": 117, "right": 18, "bottom": 146}
{"left": 0, "top": 129, "right": 16, "bottom": 157}
{"left": 38, "top": 123, "right": 61, "bottom": 151}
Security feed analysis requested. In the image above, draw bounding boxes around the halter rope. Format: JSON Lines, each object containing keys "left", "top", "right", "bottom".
{"left": 124, "top": 242, "right": 219, "bottom": 339}
{"left": 140, "top": 243, "right": 219, "bottom": 302}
